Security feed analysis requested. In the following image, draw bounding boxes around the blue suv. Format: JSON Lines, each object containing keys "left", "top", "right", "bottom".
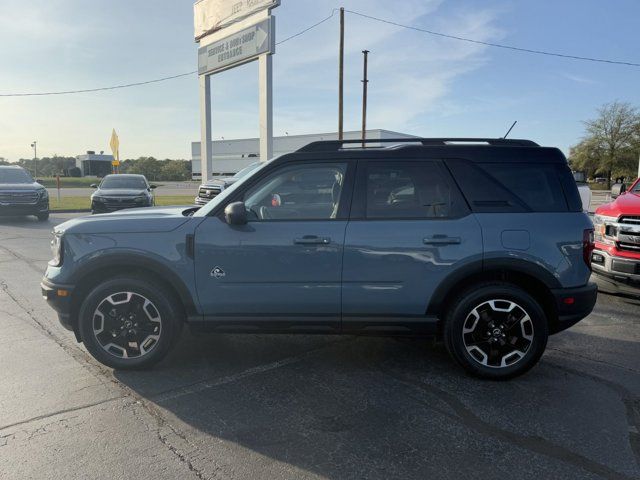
{"left": 42, "top": 138, "right": 597, "bottom": 379}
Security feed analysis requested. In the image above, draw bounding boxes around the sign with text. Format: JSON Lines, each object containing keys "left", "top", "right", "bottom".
{"left": 198, "top": 18, "right": 274, "bottom": 75}
{"left": 194, "top": 0, "right": 280, "bottom": 40}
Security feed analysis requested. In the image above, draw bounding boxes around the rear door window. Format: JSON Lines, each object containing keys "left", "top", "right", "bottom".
{"left": 362, "top": 161, "right": 468, "bottom": 219}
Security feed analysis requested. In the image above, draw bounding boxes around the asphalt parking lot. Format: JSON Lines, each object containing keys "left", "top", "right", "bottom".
{"left": 0, "top": 213, "right": 639, "bottom": 480}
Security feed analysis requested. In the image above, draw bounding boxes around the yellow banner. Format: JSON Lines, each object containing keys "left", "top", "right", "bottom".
{"left": 110, "top": 129, "right": 120, "bottom": 162}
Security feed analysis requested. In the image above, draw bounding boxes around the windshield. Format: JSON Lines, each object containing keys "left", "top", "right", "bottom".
{"left": 233, "top": 162, "right": 261, "bottom": 179}
{"left": 194, "top": 160, "right": 271, "bottom": 217}
{"left": 100, "top": 176, "right": 148, "bottom": 190}
{"left": 0, "top": 168, "right": 33, "bottom": 184}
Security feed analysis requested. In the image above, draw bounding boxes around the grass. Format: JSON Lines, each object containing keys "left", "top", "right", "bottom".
{"left": 38, "top": 177, "right": 170, "bottom": 188}
{"left": 49, "top": 195, "right": 195, "bottom": 211}
{"left": 38, "top": 177, "right": 101, "bottom": 188}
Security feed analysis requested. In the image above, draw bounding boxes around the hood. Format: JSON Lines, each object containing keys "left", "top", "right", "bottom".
{"left": 201, "top": 178, "right": 237, "bottom": 188}
{"left": 0, "top": 182, "right": 44, "bottom": 191}
{"left": 55, "top": 206, "right": 198, "bottom": 235}
{"left": 93, "top": 188, "right": 149, "bottom": 197}
{"left": 596, "top": 191, "right": 640, "bottom": 218}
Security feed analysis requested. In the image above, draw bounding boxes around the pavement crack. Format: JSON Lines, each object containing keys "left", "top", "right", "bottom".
{"left": 380, "top": 366, "right": 638, "bottom": 480}
{"left": 548, "top": 347, "right": 640, "bottom": 375}
{"left": 0, "top": 281, "right": 122, "bottom": 387}
{"left": 546, "top": 360, "right": 640, "bottom": 470}
{"left": 0, "top": 244, "right": 46, "bottom": 274}
{"left": 128, "top": 400, "right": 213, "bottom": 480}
{"left": 151, "top": 338, "right": 352, "bottom": 404}
{"left": 0, "top": 396, "right": 125, "bottom": 433}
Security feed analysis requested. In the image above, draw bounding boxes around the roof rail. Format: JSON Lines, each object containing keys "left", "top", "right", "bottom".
{"left": 296, "top": 138, "right": 539, "bottom": 153}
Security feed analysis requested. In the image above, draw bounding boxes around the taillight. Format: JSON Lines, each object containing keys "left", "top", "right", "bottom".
{"left": 583, "top": 228, "right": 595, "bottom": 269}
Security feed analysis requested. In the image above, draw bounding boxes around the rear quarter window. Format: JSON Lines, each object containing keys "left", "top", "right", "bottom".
{"left": 447, "top": 159, "right": 571, "bottom": 213}
{"left": 480, "top": 163, "right": 568, "bottom": 212}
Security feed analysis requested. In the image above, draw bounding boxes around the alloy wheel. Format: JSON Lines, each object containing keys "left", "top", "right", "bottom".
{"left": 92, "top": 292, "right": 162, "bottom": 359}
{"left": 461, "top": 299, "right": 534, "bottom": 369}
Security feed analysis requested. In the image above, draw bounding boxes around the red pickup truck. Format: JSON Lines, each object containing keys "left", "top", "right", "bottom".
{"left": 592, "top": 178, "right": 640, "bottom": 295}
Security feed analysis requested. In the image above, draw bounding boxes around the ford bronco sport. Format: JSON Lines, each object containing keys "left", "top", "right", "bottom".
{"left": 41, "top": 138, "right": 597, "bottom": 379}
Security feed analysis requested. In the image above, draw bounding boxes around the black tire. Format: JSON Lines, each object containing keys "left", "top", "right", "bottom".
{"left": 78, "top": 276, "right": 183, "bottom": 370}
{"left": 443, "top": 282, "right": 549, "bottom": 380}
{"left": 37, "top": 212, "right": 49, "bottom": 222}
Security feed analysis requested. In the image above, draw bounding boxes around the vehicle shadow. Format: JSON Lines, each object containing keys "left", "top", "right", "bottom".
{"left": 113, "top": 330, "right": 640, "bottom": 479}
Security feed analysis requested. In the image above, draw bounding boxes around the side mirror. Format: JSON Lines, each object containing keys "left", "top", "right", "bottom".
{"left": 225, "top": 202, "right": 248, "bottom": 226}
{"left": 611, "top": 183, "right": 627, "bottom": 199}
{"left": 90, "top": 184, "right": 98, "bottom": 189}
{"left": 150, "top": 185, "right": 157, "bottom": 190}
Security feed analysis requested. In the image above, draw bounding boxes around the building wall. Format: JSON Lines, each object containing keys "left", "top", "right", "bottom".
{"left": 191, "top": 129, "right": 417, "bottom": 178}
{"left": 76, "top": 154, "right": 114, "bottom": 177}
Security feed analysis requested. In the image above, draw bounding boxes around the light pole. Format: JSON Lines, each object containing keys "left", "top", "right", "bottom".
{"left": 361, "top": 50, "right": 370, "bottom": 148}
{"left": 30, "top": 141, "right": 37, "bottom": 179}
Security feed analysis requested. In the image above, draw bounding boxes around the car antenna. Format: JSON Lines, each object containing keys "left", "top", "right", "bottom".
{"left": 503, "top": 121, "right": 517, "bottom": 139}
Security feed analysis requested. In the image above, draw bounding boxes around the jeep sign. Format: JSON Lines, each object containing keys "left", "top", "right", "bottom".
{"left": 194, "top": 0, "right": 280, "bottom": 40}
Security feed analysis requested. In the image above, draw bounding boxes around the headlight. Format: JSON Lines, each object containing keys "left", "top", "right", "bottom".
{"left": 92, "top": 196, "right": 104, "bottom": 202}
{"left": 49, "top": 231, "right": 64, "bottom": 267}
{"left": 38, "top": 189, "right": 49, "bottom": 199}
{"left": 593, "top": 214, "right": 618, "bottom": 245}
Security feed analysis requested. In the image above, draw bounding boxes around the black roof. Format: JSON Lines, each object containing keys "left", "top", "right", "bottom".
{"left": 281, "top": 138, "right": 567, "bottom": 164}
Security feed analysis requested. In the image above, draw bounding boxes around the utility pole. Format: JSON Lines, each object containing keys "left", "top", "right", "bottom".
{"left": 338, "top": 7, "right": 345, "bottom": 141}
{"left": 30, "top": 141, "right": 37, "bottom": 179}
{"left": 361, "top": 50, "right": 370, "bottom": 147}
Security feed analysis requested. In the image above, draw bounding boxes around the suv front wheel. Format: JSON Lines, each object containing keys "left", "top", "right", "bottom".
{"left": 78, "top": 276, "right": 183, "bottom": 370}
{"left": 444, "top": 282, "right": 549, "bottom": 380}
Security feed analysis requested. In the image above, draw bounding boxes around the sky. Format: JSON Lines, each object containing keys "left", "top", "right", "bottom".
{"left": 0, "top": 0, "right": 639, "bottom": 161}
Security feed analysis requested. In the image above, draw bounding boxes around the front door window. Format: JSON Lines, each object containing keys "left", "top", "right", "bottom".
{"left": 244, "top": 164, "right": 347, "bottom": 221}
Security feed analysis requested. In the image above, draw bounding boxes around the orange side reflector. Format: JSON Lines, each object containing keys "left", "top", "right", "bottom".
{"left": 57, "top": 289, "right": 69, "bottom": 297}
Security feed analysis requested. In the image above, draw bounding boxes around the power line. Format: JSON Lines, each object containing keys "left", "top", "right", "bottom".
{"left": 0, "top": 12, "right": 338, "bottom": 98}
{"left": 0, "top": 71, "right": 198, "bottom": 97}
{"left": 345, "top": 9, "right": 640, "bottom": 68}
{"left": 2, "top": 8, "right": 638, "bottom": 98}
{"left": 277, "top": 10, "right": 337, "bottom": 45}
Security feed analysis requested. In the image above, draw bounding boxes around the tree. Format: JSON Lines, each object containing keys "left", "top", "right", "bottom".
{"left": 127, "top": 157, "right": 160, "bottom": 181}
{"left": 0, "top": 158, "right": 10, "bottom": 165}
{"left": 571, "top": 102, "right": 640, "bottom": 188}
{"left": 160, "top": 160, "right": 191, "bottom": 181}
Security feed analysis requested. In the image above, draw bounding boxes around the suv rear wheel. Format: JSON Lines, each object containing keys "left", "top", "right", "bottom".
{"left": 444, "top": 282, "right": 549, "bottom": 380}
{"left": 78, "top": 276, "right": 183, "bottom": 370}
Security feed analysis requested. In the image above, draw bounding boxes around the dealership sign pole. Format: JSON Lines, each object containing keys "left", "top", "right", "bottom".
{"left": 195, "top": 0, "right": 279, "bottom": 180}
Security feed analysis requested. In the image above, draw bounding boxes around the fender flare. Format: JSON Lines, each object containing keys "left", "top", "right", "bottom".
{"left": 426, "top": 258, "right": 561, "bottom": 315}
{"left": 70, "top": 252, "right": 200, "bottom": 318}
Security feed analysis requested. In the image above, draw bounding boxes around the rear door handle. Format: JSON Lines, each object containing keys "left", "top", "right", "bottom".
{"left": 294, "top": 236, "right": 331, "bottom": 245}
{"left": 423, "top": 235, "right": 461, "bottom": 245}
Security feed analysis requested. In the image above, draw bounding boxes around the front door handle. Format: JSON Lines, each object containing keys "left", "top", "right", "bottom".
{"left": 423, "top": 235, "right": 461, "bottom": 245}
{"left": 294, "top": 236, "right": 331, "bottom": 245}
